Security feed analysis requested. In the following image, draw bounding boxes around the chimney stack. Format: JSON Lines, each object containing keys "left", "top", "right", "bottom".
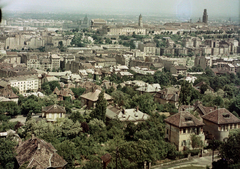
{"left": 136, "top": 106, "right": 139, "bottom": 112}
{"left": 31, "top": 134, "right": 35, "bottom": 140}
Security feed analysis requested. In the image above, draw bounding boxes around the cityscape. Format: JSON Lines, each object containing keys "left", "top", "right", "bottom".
{"left": 0, "top": 0, "right": 240, "bottom": 169}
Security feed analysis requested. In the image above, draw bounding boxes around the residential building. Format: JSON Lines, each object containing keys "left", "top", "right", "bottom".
{"left": 202, "top": 108, "right": 240, "bottom": 141}
{"left": 0, "top": 85, "right": 19, "bottom": 103}
{"left": 154, "top": 86, "right": 180, "bottom": 108}
{"left": 80, "top": 89, "right": 112, "bottom": 109}
{"left": 165, "top": 111, "right": 205, "bottom": 151}
{"left": 0, "top": 75, "right": 39, "bottom": 94}
{"left": 42, "top": 104, "right": 66, "bottom": 122}
{"left": 53, "top": 87, "right": 75, "bottom": 101}
{"left": 170, "top": 65, "right": 187, "bottom": 75}
{"left": 106, "top": 106, "right": 150, "bottom": 124}
{"left": 16, "top": 136, "right": 67, "bottom": 168}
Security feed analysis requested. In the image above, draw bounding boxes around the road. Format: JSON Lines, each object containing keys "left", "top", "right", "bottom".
{"left": 153, "top": 155, "right": 220, "bottom": 169}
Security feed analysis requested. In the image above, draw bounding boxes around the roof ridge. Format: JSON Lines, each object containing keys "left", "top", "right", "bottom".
{"left": 179, "top": 111, "right": 182, "bottom": 127}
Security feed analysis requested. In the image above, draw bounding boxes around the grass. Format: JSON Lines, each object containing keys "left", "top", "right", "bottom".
{"left": 177, "top": 166, "right": 205, "bottom": 169}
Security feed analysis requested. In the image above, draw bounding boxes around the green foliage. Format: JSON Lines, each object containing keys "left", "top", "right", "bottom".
{"left": 70, "top": 87, "right": 85, "bottom": 99}
{"left": 90, "top": 90, "right": 107, "bottom": 122}
{"left": 191, "top": 134, "right": 203, "bottom": 148}
{"left": 130, "top": 93, "right": 156, "bottom": 115}
{"left": 0, "top": 101, "right": 21, "bottom": 116}
{"left": 188, "top": 65, "right": 203, "bottom": 72}
{"left": 0, "top": 138, "right": 16, "bottom": 169}
{"left": 219, "top": 132, "right": 240, "bottom": 164}
{"left": 179, "top": 81, "right": 200, "bottom": 105}
{"left": 0, "top": 121, "right": 17, "bottom": 132}
{"left": 41, "top": 81, "right": 60, "bottom": 95}
{"left": 21, "top": 97, "right": 43, "bottom": 115}
{"left": 71, "top": 33, "right": 85, "bottom": 47}
{"left": 111, "top": 90, "right": 130, "bottom": 107}
{"left": 55, "top": 140, "right": 77, "bottom": 168}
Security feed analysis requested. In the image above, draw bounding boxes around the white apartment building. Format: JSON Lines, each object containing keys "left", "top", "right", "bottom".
{"left": 0, "top": 75, "right": 39, "bottom": 94}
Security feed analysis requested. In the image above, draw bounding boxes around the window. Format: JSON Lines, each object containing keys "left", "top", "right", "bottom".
{"left": 60, "top": 113, "right": 62, "bottom": 118}
{"left": 167, "top": 129, "right": 168, "bottom": 134}
{"left": 182, "top": 140, "right": 186, "bottom": 146}
{"left": 183, "top": 129, "right": 186, "bottom": 133}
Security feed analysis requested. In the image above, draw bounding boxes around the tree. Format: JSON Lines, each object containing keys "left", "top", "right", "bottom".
{"left": 55, "top": 140, "right": 77, "bottom": 168}
{"left": 179, "top": 81, "right": 192, "bottom": 105}
{"left": 91, "top": 90, "right": 107, "bottom": 122}
{"left": 191, "top": 134, "right": 203, "bottom": 149}
{"left": 209, "top": 139, "right": 221, "bottom": 162}
{"left": 0, "top": 101, "right": 21, "bottom": 116}
{"left": 0, "top": 138, "right": 16, "bottom": 169}
{"left": 111, "top": 90, "right": 130, "bottom": 107}
{"left": 200, "top": 83, "right": 209, "bottom": 94}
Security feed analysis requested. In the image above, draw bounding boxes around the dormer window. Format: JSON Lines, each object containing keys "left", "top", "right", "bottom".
{"left": 185, "top": 117, "right": 192, "bottom": 121}
{"left": 222, "top": 113, "right": 230, "bottom": 118}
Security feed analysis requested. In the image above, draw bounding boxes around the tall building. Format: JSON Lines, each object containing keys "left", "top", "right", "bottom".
{"left": 202, "top": 9, "right": 208, "bottom": 24}
{"left": 138, "top": 14, "right": 143, "bottom": 27}
{"left": 83, "top": 15, "right": 88, "bottom": 25}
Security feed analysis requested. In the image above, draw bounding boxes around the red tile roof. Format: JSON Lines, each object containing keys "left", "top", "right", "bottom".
{"left": 165, "top": 111, "right": 205, "bottom": 128}
{"left": 202, "top": 108, "right": 240, "bottom": 125}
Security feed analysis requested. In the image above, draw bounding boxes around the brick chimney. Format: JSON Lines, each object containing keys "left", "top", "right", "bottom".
{"left": 136, "top": 106, "right": 139, "bottom": 112}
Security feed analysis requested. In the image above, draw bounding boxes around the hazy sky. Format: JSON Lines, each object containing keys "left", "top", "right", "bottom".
{"left": 2, "top": 0, "right": 239, "bottom": 17}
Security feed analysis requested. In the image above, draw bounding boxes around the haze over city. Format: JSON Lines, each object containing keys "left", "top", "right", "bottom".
{"left": 1, "top": 0, "right": 240, "bottom": 17}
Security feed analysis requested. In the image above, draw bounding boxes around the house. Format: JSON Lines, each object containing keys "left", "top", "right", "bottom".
{"left": 165, "top": 111, "right": 205, "bottom": 151}
{"left": 117, "top": 71, "right": 134, "bottom": 78}
{"left": 193, "top": 101, "right": 216, "bottom": 117}
{"left": 154, "top": 86, "right": 180, "bottom": 108}
{"left": 0, "top": 84, "right": 19, "bottom": 103}
{"left": 170, "top": 65, "right": 187, "bottom": 75}
{"left": 42, "top": 104, "right": 66, "bottom": 122}
{"left": 106, "top": 106, "right": 150, "bottom": 124}
{"left": 194, "top": 81, "right": 214, "bottom": 93}
{"left": 80, "top": 89, "right": 112, "bottom": 109}
{"left": 136, "top": 83, "right": 161, "bottom": 94}
{"left": 101, "top": 80, "right": 117, "bottom": 90}
{"left": 16, "top": 135, "right": 67, "bottom": 169}
{"left": 202, "top": 108, "right": 240, "bottom": 142}
{"left": 53, "top": 87, "right": 75, "bottom": 101}
{"left": 41, "top": 75, "right": 60, "bottom": 84}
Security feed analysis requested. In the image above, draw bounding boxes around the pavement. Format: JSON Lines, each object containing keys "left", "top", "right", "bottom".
{"left": 153, "top": 155, "right": 220, "bottom": 169}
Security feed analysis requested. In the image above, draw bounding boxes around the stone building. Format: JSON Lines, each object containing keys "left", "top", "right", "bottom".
{"left": 91, "top": 19, "right": 107, "bottom": 30}
{"left": 202, "top": 108, "right": 240, "bottom": 141}
{"left": 138, "top": 42, "right": 156, "bottom": 55}
{"left": 80, "top": 89, "right": 112, "bottom": 109}
{"left": 165, "top": 111, "right": 205, "bottom": 151}
{"left": 42, "top": 104, "right": 66, "bottom": 122}
{"left": 170, "top": 65, "right": 187, "bottom": 75}
{"left": 154, "top": 86, "right": 180, "bottom": 108}
{"left": 16, "top": 136, "right": 67, "bottom": 168}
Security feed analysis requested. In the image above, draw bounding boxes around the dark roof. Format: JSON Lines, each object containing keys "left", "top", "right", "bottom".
{"left": 101, "top": 153, "right": 112, "bottom": 163}
{"left": 0, "top": 85, "right": 19, "bottom": 99}
{"left": 202, "top": 108, "right": 240, "bottom": 125}
{"left": 42, "top": 104, "right": 66, "bottom": 113}
{"left": 174, "top": 65, "right": 187, "bottom": 70}
{"left": 16, "top": 137, "right": 67, "bottom": 168}
{"left": 165, "top": 111, "right": 205, "bottom": 128}
{"left": 194, "top": 81, "right": 214, "bottom": 92}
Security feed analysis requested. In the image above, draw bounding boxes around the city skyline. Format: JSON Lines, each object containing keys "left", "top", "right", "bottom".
{"left": 1, "top": 0, "right": 239, "bottom": 18}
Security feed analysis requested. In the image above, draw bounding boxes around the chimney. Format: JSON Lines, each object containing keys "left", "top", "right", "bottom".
{"left": 31, "top": 134, "right": 35, "bottom": 140}
{"left": 136, "top": 106, "right": 139, "bottom": 112}
{"left": 38, "top": 143, "right": 41, "bottom": 150}
{"left": 122, "top": 109, "right": 125, "bottom": 114}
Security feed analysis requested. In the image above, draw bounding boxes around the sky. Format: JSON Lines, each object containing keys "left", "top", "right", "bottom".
{"left": 1, "top": 0, "right": 239, "bottom": 17}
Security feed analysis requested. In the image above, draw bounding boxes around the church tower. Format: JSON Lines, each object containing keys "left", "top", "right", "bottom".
{"left": 202, "top": 9, "right": 208, "bottom": 24}
{"left": 138, "top": 14, "right": 143, "bottom": 27}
